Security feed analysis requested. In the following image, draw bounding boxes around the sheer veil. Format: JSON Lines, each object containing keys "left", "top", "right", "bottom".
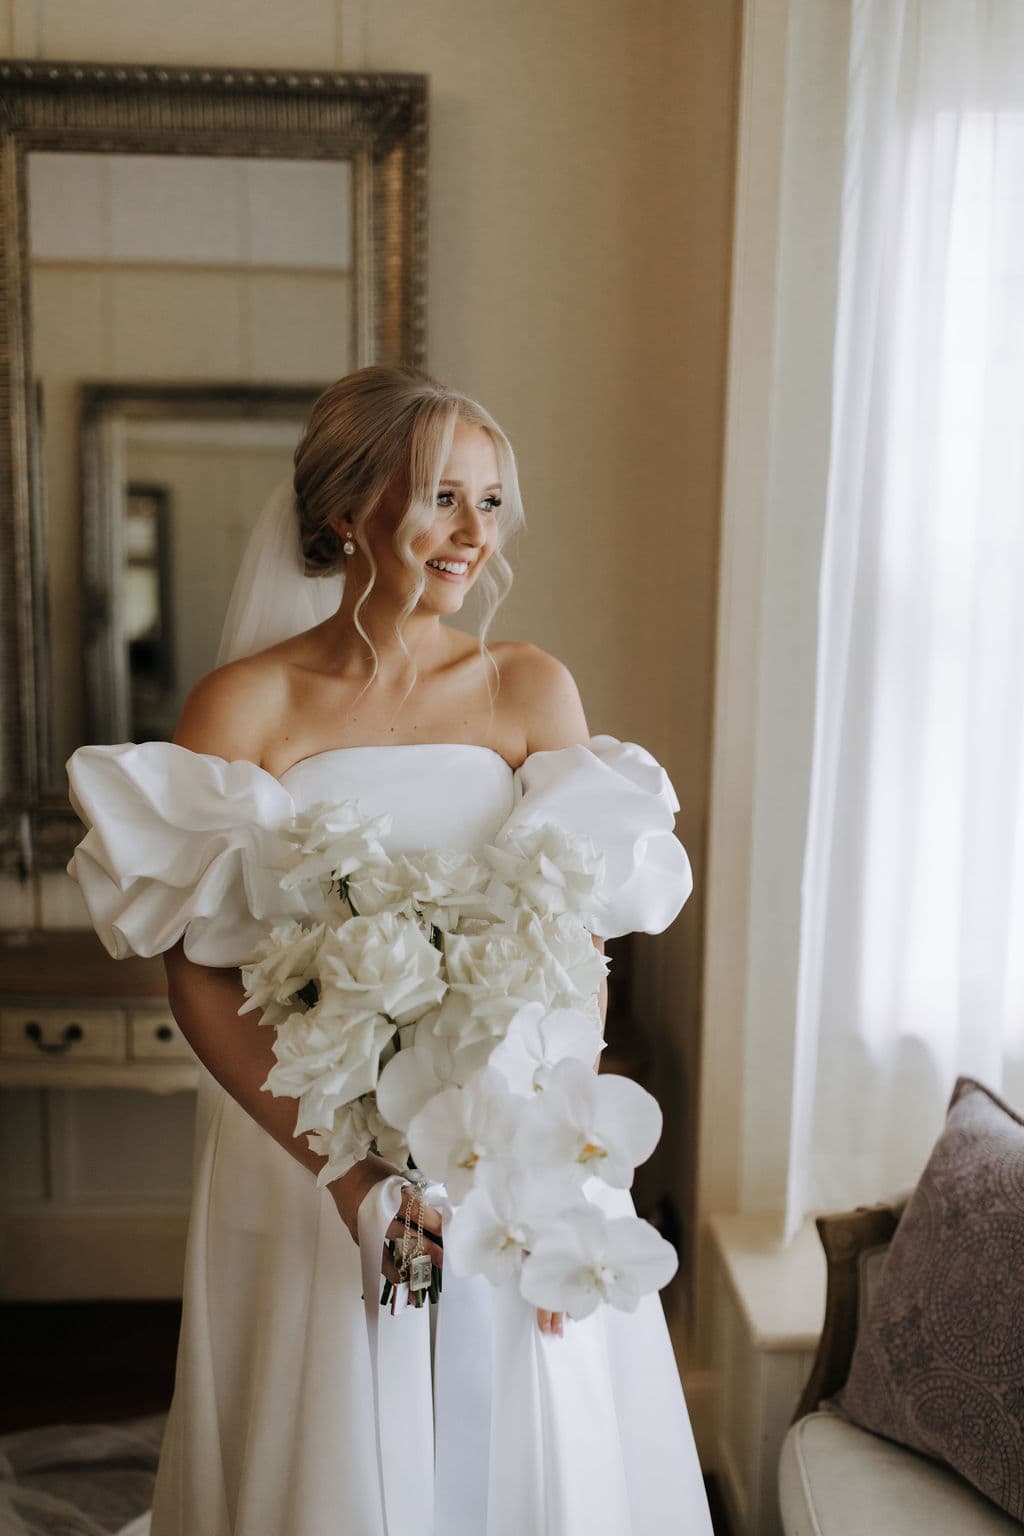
{"left": 215, "top": 478, "right": 344, "bottom": 667}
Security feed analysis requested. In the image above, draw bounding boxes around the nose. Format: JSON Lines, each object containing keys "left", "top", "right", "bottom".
{"left": 454, "top": 500, "right": 490, "bottom": 546}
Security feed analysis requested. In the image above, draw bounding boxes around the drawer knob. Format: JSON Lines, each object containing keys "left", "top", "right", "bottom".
{"left": 156, "top": 1024, "right": 174, "bottom": 1042}
{"left": 24, "top": 1020, "right": 84, "bottom": 1054}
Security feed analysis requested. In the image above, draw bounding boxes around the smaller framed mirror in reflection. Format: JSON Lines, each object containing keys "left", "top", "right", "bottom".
{"left": 78, "top": 384, "right": 325, "bottom": 752}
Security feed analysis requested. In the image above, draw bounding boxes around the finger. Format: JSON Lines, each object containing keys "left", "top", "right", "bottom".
{"left": 386, "top": 1207, "right": 444, "bottom": 1246}
{"left": 383, "top": 1220, "right": 444, "bottom": 1268}
{"left": 399, "top": 1191, "right": 444, "bottom": 1241}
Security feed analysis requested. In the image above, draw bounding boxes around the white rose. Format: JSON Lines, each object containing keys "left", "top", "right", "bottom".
{"left": 263, "top": 1004, "right": 396, "bottom": 1134}
{"left": 275, "top": 799, "right": 392, "bottom": 892}
{"left": 238, "top": 920, "right": 325, "bottom": 1029}
{"left": 482, "top": 822, "right": 605, "bottom": 923}
{"left": 318, "top": 911, "right": 446, "bottom": 1025}
{"left": 515, "top": 908, "right": 609, "bottom": 1008}
{"left": 403, "top": 848, "right": 496, "bottom": 930}
{"left": 307, "top": 1095, "right": 409, "bottom": 1186}
{"left": 348, "top": 848, "right": 494, "bottom": 931}
{"left": 442, "top": 928, "right": 551, "bottom": 1042}
{"left": 424, "top": 989, "right": 513, "bottom": 1051}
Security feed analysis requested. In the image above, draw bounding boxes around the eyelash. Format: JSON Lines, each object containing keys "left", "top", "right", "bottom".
{"left": 436, "top": 492, "right": 502, "bottom": 513}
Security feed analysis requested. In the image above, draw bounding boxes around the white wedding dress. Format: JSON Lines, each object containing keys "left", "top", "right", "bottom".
{"left": 66, "top": 733, "right": 714, "bottom": 1536}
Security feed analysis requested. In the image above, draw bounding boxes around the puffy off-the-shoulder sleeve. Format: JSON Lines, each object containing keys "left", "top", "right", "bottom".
{"left": 505, "top": 733, "right": 693, "bottom": 940}
{"left": 66, "top": 741, "right": 309, "bottom": 966}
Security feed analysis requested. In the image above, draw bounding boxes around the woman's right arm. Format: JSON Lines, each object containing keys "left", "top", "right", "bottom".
{"left": 162, "top": 940, "right": 428, "bottom": 1261}
{"left": 162, "top": 664, "right": 443, "bottom": 1273}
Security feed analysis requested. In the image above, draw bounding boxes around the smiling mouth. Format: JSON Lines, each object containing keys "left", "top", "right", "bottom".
{"left": 425, "top": 562, "right": 471, "bottom": 581}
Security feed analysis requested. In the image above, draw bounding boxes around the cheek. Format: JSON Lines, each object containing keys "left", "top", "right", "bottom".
{"left": 411, "top": 521, "right": 448, "bottom": 560}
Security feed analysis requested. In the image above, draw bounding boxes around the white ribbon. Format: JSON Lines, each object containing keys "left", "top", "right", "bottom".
{"left": 357, "top": 1175, "right": 494, "bottom": 1536}
{"left": 357, "top": 1174, "right": 433, "bottom": 1535}
{"left": 428, "top": 1185, "right": 494, "bottom": 1533}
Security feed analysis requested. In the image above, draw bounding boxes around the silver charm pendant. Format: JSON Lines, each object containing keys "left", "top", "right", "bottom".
{"left": 389, "top": 1280, "right": 410, "bottom": 1316}
{"left": 408, "top": 1253, "right": 432, "bottom": 1293}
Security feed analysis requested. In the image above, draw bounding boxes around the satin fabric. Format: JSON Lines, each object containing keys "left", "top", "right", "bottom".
{"left": 66, "top": 737, "right": 712, "bottom": 1536}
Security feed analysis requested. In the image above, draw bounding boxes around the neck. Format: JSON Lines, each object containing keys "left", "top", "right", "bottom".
{"left": 319, "top": 581, "right": 453, "bottom": 684}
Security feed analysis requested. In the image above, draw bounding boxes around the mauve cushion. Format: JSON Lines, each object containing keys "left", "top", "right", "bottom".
{"left": 826, "top": 1077, "right": 1024, "bottom": 1522}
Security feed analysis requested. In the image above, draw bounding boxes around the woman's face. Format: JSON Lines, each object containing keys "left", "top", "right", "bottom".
{"left": 351, "top": 418, "right": 502, "bottom": 612}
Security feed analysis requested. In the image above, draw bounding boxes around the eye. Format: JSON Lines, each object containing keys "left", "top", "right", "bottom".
{"left": 435, "top": 491, "right": 502, "bottom": 513}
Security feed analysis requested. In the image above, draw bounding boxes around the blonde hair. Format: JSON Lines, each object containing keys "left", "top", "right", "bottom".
{"left": 293, "top": 364, "right": 524, "bottom": 715}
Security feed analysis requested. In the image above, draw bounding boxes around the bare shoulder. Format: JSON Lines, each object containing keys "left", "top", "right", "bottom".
{"left": 497, "top": 641, "right": 591, "bottom": 753}
{"left": 172, "top": 652, "right": 290, "bottom": 766}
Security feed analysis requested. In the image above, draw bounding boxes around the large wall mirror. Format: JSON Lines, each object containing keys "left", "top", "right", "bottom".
{"left": 0, "top": 59, "right": 427, "bottom": 872}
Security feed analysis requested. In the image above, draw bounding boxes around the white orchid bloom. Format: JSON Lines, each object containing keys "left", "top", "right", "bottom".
{"left": 406, "top": 1066, "right": 525, "bottom": 1201}
{"left": 238, "top": 920, "right": 325, "bottom": 1029}
{"left": 307, "top": 1096, "right": 408, "bottom": 1186}
{"left": 488, "top": 1001, "right": 604, "bottom": 1096}
{"left": 318, "top": 911, "right": 446, "bottom": 1025}
{"left": 519, "top": 1205, "right": 678, "bottom": 1319}
{"left": 518, "top": 1058, "right": 662, "bottom": 1188}
{"left": 444, "top": 1164, "right": 583, "bottom": 1284}
{"left": 376, "top": 1015, "right": 494, "bottom": 1132}
{"left": 263, "top": 1005, "right": 395, "bottom": 1135}
{"left": 275, "top": 799, "right": 392, "bottom": 892}
{"left": 482, "top": 822, "right": 605, "bottom": 924}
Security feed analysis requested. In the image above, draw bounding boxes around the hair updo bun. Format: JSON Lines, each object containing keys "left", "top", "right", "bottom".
{"left": 294, "top": 485, "right": 343, "bottom": 574}
{"left": 293, "top": 363, "right": 450, "bottom": 577}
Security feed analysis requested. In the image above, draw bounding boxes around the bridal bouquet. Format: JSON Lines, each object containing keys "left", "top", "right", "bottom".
{"left": 238, "top": 797, "right": 678, "bottom": 1320}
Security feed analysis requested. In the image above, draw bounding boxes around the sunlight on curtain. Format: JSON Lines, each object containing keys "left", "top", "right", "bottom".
{"left": 785, "top": 0, "right": 1024, "bottom": 1235}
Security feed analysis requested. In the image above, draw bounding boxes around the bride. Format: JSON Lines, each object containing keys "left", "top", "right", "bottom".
{"left": 66, "top": 364, "right": 714, "bottom": 1536}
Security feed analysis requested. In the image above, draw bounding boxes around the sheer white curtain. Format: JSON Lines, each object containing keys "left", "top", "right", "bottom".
{"left": 786, "top": 0, "right": 1024, "bottom": 1234}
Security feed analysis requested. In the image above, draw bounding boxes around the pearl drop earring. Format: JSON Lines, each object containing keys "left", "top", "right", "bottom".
{"left": 342, "top": 529, "right": 355, "bottom": 557}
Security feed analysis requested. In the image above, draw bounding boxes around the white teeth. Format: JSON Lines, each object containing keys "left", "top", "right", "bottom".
{"left": 426, "top": 559, "right": 469, "bottom": 574}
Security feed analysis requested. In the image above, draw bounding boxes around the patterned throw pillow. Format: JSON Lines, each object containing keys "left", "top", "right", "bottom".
{"left": 826, "top": 1077, "right": 1024, "bottom": 1521}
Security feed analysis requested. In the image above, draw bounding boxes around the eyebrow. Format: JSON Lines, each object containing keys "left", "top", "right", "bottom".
{"left": 438, "top": 478, "right": 502, "bottom": 492}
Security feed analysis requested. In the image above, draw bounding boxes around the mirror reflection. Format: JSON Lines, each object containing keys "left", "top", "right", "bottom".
{"left": 27, "top": 150, "right": 354, "bottom": 778}
{"left": 81, "top": 397, "right": 318, "bottom": 744}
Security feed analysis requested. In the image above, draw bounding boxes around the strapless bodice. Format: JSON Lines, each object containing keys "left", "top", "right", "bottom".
{"left": 278, "top": 743, "right": 516, "bottom": 857}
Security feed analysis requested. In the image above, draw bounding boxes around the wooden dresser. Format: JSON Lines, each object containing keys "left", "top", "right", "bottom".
{"left": 0, "top": 932, "right": 197, "bottom": 1300}
{"left": 0, "top": 932, "right": 196, "bottom": 1095}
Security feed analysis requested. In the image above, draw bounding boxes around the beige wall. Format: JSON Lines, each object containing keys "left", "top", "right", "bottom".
{"left": 2, "top": 0, "right": 740, "bottom": 1328}
{"left": 34, "top": 262, "right": 352, "bottom": 768}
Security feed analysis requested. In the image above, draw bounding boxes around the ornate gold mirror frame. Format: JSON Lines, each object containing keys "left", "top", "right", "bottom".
{"left": 0, "top": 59, "right": 427, "bottom": 874}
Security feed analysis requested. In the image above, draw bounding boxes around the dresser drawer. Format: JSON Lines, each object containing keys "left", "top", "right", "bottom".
{"left": 128, "top": 1010, "right": 194, "bottom": 1063}
{"left": 0, "top": 1007, "right": 126, "bottom": 1062}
